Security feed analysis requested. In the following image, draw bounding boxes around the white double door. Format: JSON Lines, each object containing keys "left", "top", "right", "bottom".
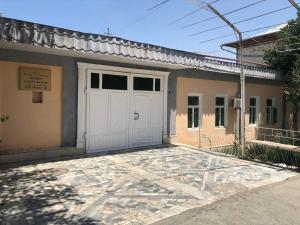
{"left": 87, "top": 74, "right": 163, "bottom": 152}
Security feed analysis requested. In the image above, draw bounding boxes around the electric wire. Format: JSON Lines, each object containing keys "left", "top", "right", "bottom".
{"left": 120, "top": 0, "right": 171, "bottom": 31}
{"left": 191, "top": 5, "right": 295, "bottom": 36}
{"left": 147, "top": 0, "right": 171, "bottom": 11}
{"left": 199, "top": 23, "right": 287, "bottom": 44}
{"left": 168, "top": 0, "right": 220, "bottom": 25}
{"left": 182, "top": 0, "right": 267, "bottom": 29}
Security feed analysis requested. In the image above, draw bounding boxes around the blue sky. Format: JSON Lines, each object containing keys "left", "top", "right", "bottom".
{"left": 0, "top": 0, "right": 297, "bottom": 57}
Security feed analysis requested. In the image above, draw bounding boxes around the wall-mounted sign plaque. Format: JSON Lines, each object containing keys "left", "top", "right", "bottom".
{"left": 19, "top": 67, "right": 51, "bottom": 91}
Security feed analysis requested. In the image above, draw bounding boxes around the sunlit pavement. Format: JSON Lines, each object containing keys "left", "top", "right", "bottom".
{"left": 0, "top": 145, "right": 295, "bottom": 225}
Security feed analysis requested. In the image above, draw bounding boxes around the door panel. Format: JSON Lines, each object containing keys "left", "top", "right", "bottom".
{"left": 151, "top": 94, "right": 163, "bottom": 144}
{"left": 88, "top": 91, "right": 110, "bottom": 151}
{"left": 131, "top": 93, "right": 162, "bottom": 146}
{"left": 132, "top": 94, "right": 152, "bottom": 145}
{"left": 109, "top": 92, "right": 129, "bottom": 148}
{"left": 88, "top": 90, "right": 129, "bottom": 152}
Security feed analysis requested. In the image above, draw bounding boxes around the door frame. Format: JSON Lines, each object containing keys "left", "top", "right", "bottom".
{"left": 76, "top": 62, "right": 170, "bottom": 152}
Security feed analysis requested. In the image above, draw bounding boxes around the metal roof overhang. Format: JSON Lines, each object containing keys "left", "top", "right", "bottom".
{"left": 0, "top": 41, "right": 188, "bottom": 70}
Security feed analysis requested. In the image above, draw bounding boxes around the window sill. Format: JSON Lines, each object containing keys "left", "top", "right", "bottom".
{"left": 187, "top": 128, "right": 201, "bottom": 132}
{"left": 248, "top": 124, "right": 258, "bottom": 127}
{"left": 215, "top": 126, "right": 226, "bottom": 130}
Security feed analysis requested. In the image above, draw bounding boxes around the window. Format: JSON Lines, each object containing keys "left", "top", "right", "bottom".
{"left": 215, "top": 96, "right": 226, "bottom": 127}
{"left": 133, "top": 77, "right": 153, "bottom": 91}
{"left": 133, "top": 77, "right": 161, "bottom": 91}
{"left": 266, "top": 98, "right": 278, "bottom": 124}
{"left": 188, "top": 95, "right": 201, "bottom": 129}
{"left": 273, "top": 107, "right": 278, "bottom": 123}
{"left": 155, "top": 78, "right": 161, "bottom": 92}
{"left": 91, "top": 73, "right": 100, "bottom": 89}
{"left": 102, "top": 74, "right": 127, "bottom": 90}
{"left": 249, "top": 97, "right": 257, "bottom": 125}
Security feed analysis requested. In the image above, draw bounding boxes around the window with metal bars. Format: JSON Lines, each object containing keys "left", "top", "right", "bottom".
{"left": 215, "top": 96, "right": 225, "bottom": 127}
{"left": 249, "top": 97, "right": 257, "bottom": 125}
{"left": 188, "top": 96, "right": 201, "bottom": 129}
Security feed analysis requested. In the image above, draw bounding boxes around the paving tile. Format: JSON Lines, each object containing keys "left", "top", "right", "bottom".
{"left": 0, "top": 146, "right": 295, "bottom": 225}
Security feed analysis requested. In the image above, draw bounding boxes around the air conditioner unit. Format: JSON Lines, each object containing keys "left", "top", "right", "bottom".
{"left": 230, "top": 98, "right": 241, "bottom": 108}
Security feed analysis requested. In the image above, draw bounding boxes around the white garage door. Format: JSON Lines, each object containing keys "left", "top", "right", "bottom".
{"left": 86, "top": 70, "right": 163, "bottom": 153}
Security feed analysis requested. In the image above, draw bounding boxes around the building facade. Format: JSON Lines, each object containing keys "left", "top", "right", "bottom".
{"left": 0, "top": 17, "right": 287, "bottom": 161}
{"left": 223, "top": 23, "right": 299, "bottom": 130}
{"left": 222, "top": 24, "right": 286, "bottom": 65}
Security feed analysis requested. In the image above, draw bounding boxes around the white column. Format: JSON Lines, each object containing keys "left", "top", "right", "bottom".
{"left": 76, "top": 62, "right": 88, "bottom": 149}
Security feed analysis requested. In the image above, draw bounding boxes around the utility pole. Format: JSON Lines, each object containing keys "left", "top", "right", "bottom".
{"left": 288, "top": 0, "right": 300, "bottom": 16}
{"left": 206, "top": 3, "right": 246, "bottom": 155}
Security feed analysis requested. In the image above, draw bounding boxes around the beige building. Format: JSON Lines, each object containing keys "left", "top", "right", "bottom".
{"left": 174, "top": 77, "right": 282, "bottom": 148}
{"left": 0, "top": 17, "right": 291, "bottom": 162}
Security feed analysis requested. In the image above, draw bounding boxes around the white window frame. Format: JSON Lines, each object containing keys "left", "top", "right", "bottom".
{"left": 215, "top": 95, "right": 228, "bottom": 128}
{"left": 249, "top": 96, "right": 260, "bottom": 126}
{"left": 187, "top": 94, "right": 203, "bottom": 130}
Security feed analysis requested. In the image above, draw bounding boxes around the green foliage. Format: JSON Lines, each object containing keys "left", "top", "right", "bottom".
{"left": 218, "top": 144, "right": 300, "bottom": 169}
{"left": 221, "top": 142, "right": 242, "bottom": 158}
{"left": 264, "top": 18, "right": 300, "bottom": 129}
{"left": 246, "top": 144, "right": 300, "bottom": 168}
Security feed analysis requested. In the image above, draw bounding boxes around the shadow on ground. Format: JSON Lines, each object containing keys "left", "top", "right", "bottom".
{"left": 0, "top": 166, "right": 98, "bottom": 225}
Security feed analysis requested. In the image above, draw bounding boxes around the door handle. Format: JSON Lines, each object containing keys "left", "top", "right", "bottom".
{"left": 134, "top": 112, "right": 139, "bottom": 120}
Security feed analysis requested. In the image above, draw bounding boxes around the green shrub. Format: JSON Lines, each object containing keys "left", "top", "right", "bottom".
{"left": 219, "top": 144, "right": 300, "bottom": 169}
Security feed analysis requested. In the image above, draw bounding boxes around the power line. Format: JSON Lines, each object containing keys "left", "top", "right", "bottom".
{"left": 198, "top": 23, "right": 287, "bottom": 44}
{"left": 191, "top": 5, "right": 294, "bottom": 36}
{"left": 199, "top": 33, "right": 233, "bottom": 44}
{"left": 120, "top": 0, "right": 170, "bottom": 31}
{"left": 147, "top": 0, "right": 171, "bottom": 11}
{"left": 182, "top": 0, "right": 267, "bottom": 29}
{"left": 168, "top": 0, "right": 220, "bottom": 25}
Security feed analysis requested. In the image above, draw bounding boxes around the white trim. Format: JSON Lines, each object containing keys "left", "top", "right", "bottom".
{"left": 215, "top": 94, "right": 228, "bottom": 128}
{"left": 187, "top": 93, "right": 203, "bottom": 130}
{"left": 77, "top": 62, "right": 169, "bottom": 77}
{"left": 76, "top": 62, "right": 170, "bottom": 152}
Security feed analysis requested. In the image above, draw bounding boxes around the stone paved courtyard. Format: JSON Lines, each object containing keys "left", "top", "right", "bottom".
{"left": 0, "top": 145, "right": 296, "bottom": 225}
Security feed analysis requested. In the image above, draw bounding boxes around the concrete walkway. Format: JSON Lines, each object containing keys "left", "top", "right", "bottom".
{"left": 152, "top": 175, "right": 300, "bottom": 225}
{"left": 0, "top": 145, "right": 296, "bottom": 225}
